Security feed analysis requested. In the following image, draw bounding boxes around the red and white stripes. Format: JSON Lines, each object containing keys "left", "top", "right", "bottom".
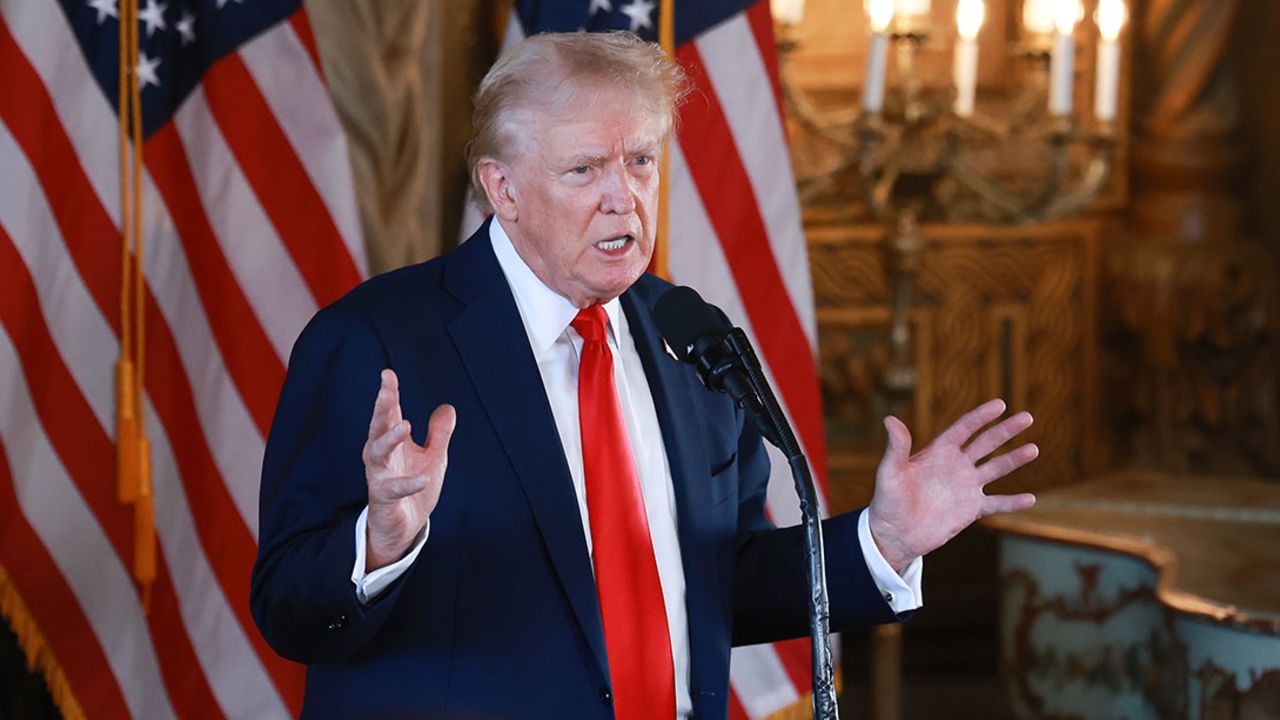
{"left": 0, "top": 1, "right": 363, "bottom": 716}
{"left": 668, "top": 4, "right": 830, "bottom": 717}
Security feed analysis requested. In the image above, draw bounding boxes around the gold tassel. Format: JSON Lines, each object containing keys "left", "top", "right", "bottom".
{"left": 115, "top": 0, "right": 156, "bottom": 608}
{"left": 0, "top": 566, "right": 87, "bottom": 720}
{"left": 115, "top": 359, "right": 141, "bottom": 503}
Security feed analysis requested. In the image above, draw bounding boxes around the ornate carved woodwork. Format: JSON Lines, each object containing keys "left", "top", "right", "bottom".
{"left": 809, "top": 213, "right": 1103, "bottom": 511}
{"left": 1110, "top": 0, "right": 1280, "bottom": 476}
{"left": 1104, "top": 235, "right": 1280, "bottom": 475}
{"left": 304, "top": 0, "right": 442, "bottom": 272}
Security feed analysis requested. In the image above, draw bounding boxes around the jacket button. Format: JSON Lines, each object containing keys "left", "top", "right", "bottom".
{"left": 599, "top": 688, "right": 612, "bottom": 705}
{"left": 326, "top": 614, "right": 347, "bottom": 631}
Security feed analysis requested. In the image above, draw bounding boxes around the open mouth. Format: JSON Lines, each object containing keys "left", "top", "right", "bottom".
{"left": 594, "top": 235, "right": 633, "bottom": 253}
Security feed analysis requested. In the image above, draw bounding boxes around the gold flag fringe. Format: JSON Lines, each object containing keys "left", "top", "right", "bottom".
{"left": 0, "top": 566, "right": 87, "bottom": 720}
{"left": 762, "top": 668, "right": 845, "bottom": 720}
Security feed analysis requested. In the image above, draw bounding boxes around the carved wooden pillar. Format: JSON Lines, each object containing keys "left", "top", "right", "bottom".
{"left": 1106, "top": 0, "right": 1280, "bottom": 475}
{"left": 1129, "top": 0, "right": 1243, "bottom": 242}
{"left": 304, "top": 0, "right": 444, "bottom": 273}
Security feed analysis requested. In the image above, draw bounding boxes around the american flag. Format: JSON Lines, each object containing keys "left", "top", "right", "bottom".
{"left": 462, "top": 2, "right": 831, "bottom": 717}
{"left": 0, "top": 0, "right": 363, "bottom": 717}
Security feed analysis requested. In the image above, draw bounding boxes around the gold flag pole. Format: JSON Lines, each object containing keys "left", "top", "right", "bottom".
{"left": 655, "top": 0, "right": 675, "bottom": 281}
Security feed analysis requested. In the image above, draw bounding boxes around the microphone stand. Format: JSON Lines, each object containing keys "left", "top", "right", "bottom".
{"left": 723, "top": 328, "right": 839, "bottom": 720}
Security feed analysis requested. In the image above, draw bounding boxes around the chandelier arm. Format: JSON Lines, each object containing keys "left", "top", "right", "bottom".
{"left": 782, "top": 65, "right": 863, "bottom": 152}
{"left": 1042, "top": 150, "right": 1115, "bottom": 218}
{"left": 1018, "top": 126, "right": 1080, "bottom": 218}
{"left": 857, "top": 118, "right": 899, "bottom": 218}
{"left": 944, "top": 154, "right": 1028, "bottom": 218}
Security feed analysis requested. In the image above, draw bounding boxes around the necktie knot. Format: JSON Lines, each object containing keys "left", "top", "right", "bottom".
{"left": 571, "top": 305, "right": 609, "bottom": 344}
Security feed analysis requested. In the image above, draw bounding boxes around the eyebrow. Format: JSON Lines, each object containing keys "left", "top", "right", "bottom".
{"left": 565, "top": 142, "right": 661, "bottom": 167}
{"left": 563, "top": 134, "right": 660, "bottom": 162}
{"left": 626, "top": 140, "right": 661, "bottom": 156}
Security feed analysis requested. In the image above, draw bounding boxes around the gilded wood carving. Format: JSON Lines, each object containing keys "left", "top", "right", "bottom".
{"left": 810, "top": 218, "right": 1100, "bottom": 508}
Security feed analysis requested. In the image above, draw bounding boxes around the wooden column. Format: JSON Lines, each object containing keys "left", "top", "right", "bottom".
{"left": 303, "top": 0, "right": 442, "bottom": 273}
{"left": 1105, "top": 0, "right": 1280, "bottom": 475}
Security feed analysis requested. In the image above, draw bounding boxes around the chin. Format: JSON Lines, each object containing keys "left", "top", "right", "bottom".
{"left": 587, "top": 276, "right": 641, "bottom": 304}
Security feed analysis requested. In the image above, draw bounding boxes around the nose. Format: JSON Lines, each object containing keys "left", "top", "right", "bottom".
{"left": 599, "top": 161, "right": 636, "bottom": 215}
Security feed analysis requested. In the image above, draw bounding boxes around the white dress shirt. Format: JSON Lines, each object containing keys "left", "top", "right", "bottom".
{"left": 352, "top": 219, "right": 923, "bottom": 716}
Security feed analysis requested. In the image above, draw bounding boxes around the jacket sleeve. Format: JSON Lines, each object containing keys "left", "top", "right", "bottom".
{"left": 249, "top": 303, "right": 416, "bottom": 664}
{"left": 729, "top": 412, "right": 901, "bottom": 646}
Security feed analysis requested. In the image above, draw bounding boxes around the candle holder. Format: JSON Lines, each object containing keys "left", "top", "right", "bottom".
{"left": 847, "top": 41, "right": 1120, "bottom": 224}
{"left": 779, "top": 0, "right": 1125, "bottom": 406}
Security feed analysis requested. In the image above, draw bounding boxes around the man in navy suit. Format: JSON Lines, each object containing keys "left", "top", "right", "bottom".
{"left": 250, "top": 31, "right": 1038, "bottom": 719}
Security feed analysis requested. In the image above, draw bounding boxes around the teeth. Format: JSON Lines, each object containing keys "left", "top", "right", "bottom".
{"left": 596, "top": 236, "right": 628, "bottom": 251}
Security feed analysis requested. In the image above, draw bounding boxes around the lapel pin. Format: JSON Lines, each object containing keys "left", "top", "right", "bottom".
{"left": 662, "top": 339, "right": 679, "bottom": 361}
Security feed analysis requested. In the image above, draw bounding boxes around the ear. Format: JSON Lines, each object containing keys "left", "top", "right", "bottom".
{"left": 476, "top": 158, "right": 519, "bottom": 222}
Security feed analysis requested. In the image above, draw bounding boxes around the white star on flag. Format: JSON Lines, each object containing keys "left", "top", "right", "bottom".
{"left": 215, "top": 0, "right": 244, "bottom": 8}
{"left": 176, "top": 11, "right": 196, "bottom": 45}
{"left": 619, "top": 0, "right": 655, "bottom": 32}
{"left": 87, "top": 0, "right": 117, "bottom": 24}
{"left": 138, "top": 0, "right": 166, "bottom": 37}
{"left": 588, "top": 0, "right": 612, "bottom": 15}
{"left": 136, "top": 51, "right": 161, "bottom": 89}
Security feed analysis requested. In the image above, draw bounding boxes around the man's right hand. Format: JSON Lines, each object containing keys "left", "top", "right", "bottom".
{"left": 362, "top": 369, "right": 456, "bottom": 572}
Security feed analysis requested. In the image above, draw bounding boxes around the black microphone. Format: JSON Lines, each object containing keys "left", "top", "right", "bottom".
{"left": 654, "top": 286, "right": 781, "bottom": 447}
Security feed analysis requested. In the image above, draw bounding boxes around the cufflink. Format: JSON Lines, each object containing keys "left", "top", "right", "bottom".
{"left": 883, "top": 592, "right": 894, "bottom": 604}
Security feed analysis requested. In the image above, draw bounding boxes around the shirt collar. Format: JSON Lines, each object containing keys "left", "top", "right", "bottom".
{"left": 489, "top": 218, "right": 624, "bottom": 359}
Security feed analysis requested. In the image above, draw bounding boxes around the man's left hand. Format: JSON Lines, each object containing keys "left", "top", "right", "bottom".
{"left": 868, "top": 399, "right": 1038, "bottom": 574}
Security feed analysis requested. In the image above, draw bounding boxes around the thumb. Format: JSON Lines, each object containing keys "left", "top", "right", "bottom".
{"left": 882, "top": 415, "right": 913, "bottom": 466}
{"left": 425, "top": 404, "right": 457, "bottom": 457}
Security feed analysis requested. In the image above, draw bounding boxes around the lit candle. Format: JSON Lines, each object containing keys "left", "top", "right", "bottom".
{"left": 862, "top": 0, "right": 895, "bottom": 114}
{"left": 1022, "top": 0, "right": 1055, "bottom": 35}
{"left": 894, "top": 0, "right": 931, "bottom": 19}
{"left": 1094, "top": 0, "right": 1125, "bottom": 122}
{"left": 1048, "top": 0, "right": 1080, "bottom": 116}
{"left": 770, "top": 0, "right": 807, "bottom": 26}
{"left": 953, "top": 0, "right": 984, "bottom": 117}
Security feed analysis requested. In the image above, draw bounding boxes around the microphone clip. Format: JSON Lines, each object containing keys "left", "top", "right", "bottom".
{"left": 687, "top": 328, "right": 782, "bottom": 448}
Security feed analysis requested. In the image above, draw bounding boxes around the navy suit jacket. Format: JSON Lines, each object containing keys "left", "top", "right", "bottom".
{"left": 250, "top": 222, "right": 898, "bottom": 719}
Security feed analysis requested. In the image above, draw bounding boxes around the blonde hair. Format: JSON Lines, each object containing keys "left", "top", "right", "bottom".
{"left": 467, "top": 31, "right": 689, "bottom": 212}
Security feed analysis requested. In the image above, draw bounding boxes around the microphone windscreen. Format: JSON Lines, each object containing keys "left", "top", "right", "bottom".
{"left": 654, "top": 286, "right": 730, "bottom": 361}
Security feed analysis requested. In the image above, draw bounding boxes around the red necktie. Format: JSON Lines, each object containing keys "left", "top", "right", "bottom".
{"left": 572, "top": 305, "right": 675, "bottom": 719}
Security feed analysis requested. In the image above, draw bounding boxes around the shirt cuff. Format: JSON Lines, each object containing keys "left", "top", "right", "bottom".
{"left": 857, "top": 508, "right": 923, "bottom": 614}
{"left": 351, "top": 506, "right": 429, "bottom": 604}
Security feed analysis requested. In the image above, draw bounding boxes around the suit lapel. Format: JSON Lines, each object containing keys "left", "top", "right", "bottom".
{"left": 443, "top": 228, "right": 609, "bottom": 681}
{"left": 622, "top": 284, "right": 729, "bottom": 700}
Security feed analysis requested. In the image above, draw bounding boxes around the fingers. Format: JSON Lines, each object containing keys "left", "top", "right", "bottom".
{"left": 981, "top": 492, "right": 1036, "bottom": 517}
{"left": 365, "top": 419, "right": 411, "bottom": 467}
{"left": 977, "top": 443, "right": 1039, "bottom": 484}
{"left": 367, "top": 369, "right": 402, "bottom": 440}
{"left": 965, "top": 411, "right": 1034, "bottom": 461}
{"left": 882, "top": 416, "right": 913, "bottom": 467}
{"left": 937, "top": 398, "right": 1007, "bottom": 447}
{"left": 379, "top": 474, "right": 429, "bottom": 501}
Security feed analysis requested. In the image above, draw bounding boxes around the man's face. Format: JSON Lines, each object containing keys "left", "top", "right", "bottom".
{"left": 497, "top": 88, "right": 663, "bottom": 308}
